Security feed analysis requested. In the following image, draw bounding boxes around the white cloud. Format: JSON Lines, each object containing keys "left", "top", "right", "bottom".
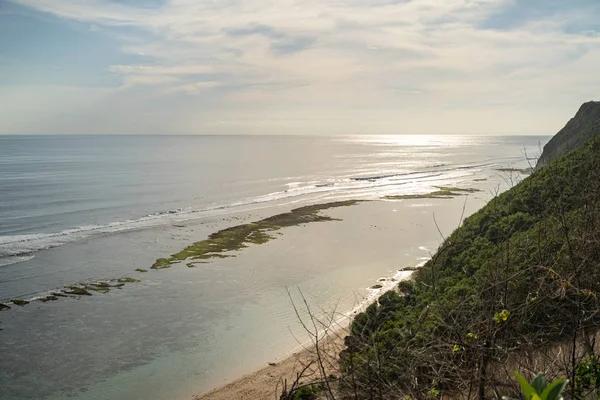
{"left": 169, "top": 81, "right": 222, "bottom": 95}
{"left": 4, "top": 0, "right": 600, "bottom": 134}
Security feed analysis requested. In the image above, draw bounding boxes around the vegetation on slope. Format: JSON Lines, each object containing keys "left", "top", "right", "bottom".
{"left": 536, "top": 101, "right": 600, "bottom": 169}
{"left": 341, "top": 137, "right": 600, "bottom": 399}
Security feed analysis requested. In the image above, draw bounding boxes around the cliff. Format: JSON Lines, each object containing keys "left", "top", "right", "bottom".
{"left": 536, "top": 101, "right": 600, "bottom": 169}
{"left": 341, "top": 107, "right": 600, "bottom": 399}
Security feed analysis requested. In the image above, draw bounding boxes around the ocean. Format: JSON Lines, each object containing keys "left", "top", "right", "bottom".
{"left": 0, "top": 134, "right": 548, "bottom": 399}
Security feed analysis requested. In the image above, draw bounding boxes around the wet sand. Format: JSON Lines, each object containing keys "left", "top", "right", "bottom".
{"left": 194, "top": 326, "right": 348, "bottom": 400}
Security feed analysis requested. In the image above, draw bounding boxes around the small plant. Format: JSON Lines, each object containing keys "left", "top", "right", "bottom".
{"left": 503, "top": 372, "right": 567, "bottom": 400}
{"left": 574, "top": 356, "right": 600, "bottom": 399}
{"left": 293, "top": 384, "right": 322, "bottom": 400}
{"left": 427, "top": 388, "right": 440, "bottom": 399}
{"left": 494, "top": 309, "right": 511, "bottom": 323}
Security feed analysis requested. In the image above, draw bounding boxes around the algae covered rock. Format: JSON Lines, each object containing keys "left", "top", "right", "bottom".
{"left": 37, "top": 295, "right": 59, "bottom": 302}
{"left": 150, "top": 200, "right": 362, "bottom": 269}
{"left": 117, "top": 277, "right": 140, "bottom": 283}
{"left": 63, "top": 286, "right": 92, "bottom": 296}
{"left": 10, "top": 299, "right": 29, "bottom": 306}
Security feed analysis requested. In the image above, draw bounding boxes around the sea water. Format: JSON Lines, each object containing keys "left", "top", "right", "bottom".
{"left": 0, "top": 134, "right": 549, "bottom": 399}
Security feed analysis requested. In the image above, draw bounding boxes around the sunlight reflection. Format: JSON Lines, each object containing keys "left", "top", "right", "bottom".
{"left": 343, "top": 135, "right": 473, "bottom": 147}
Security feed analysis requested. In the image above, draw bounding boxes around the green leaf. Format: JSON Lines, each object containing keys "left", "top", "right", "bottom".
{"left": 514, "top": 372, "right": 537, "bottom": 400}
{"left": 540, "top": 378, "right": 567, "bottom": 400}
{"left": 530, "top": 373, "right": 547, "bottom": 394}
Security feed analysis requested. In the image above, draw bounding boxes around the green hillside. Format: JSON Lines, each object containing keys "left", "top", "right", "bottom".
{"left": 340, "top": 134, "right": 600, "bottom": 398}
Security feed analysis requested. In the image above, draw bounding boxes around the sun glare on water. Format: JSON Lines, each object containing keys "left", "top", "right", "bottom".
{"left": 344, "top": 135, "right": 473, "bottom": 147}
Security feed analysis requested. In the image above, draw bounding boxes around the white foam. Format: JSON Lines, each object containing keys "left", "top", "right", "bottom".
{"left": 0, "top": 159, "right": 493, "bottom": 268}
{"left": 0, "top": 255, "right": 35, "bottom": 268}
{"left": 277, "top": 258, "right": 429, "bottom": 361}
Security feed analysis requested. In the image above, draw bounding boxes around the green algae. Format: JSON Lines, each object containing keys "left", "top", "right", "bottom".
{"left": 37, "top": 295, "right": 58, "bottom": 303}
{"left": 434, "top": 186, "right": 480, "bottom": 193}
{"left": 135, "top": 268, "right": 148, "bottom": 273}
{"left": 385, "top": 186, "right": 480, "bottom": 200}
{"left": 151, "top": 200, "right": 362, "bottom": 269}
{"left": 385, "top": 190, "right": 459, "bottom": 200}
{"left": 495, "top": 167, "right": 533, "bottom": 174}
{"left": 117, "top": 277, "right": 140, "bottom": 283}
{"left": 0, "top": 279, "right": 139, "bottom": 311}
{"left": 89, "top": 282, "right": 110, "bottom": 288}
{"left": 85, "top": 285, "right": 110, "bottom": 293}
{"left": 64, "top": 286, "right": 92, "bottom": 296}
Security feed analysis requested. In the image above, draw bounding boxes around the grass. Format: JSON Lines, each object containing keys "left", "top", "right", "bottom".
{"left": 150, "top": 200, "right": 363, "bottom": 269}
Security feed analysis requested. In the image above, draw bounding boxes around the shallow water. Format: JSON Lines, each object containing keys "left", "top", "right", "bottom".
{"left": 0, "top": 135, "right": 549, "bottom": 399}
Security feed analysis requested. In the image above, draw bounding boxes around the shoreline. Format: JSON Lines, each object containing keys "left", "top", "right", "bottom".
{"left": 193, "top": 326, "right": 349, "bottom": 400}
{"left": 191, "top": 265, "right": 420, "bottom": 399}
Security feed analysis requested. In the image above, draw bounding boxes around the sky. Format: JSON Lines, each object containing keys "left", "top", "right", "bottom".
{"left": 0, "top": 0, "right": 599, "bottom": 135}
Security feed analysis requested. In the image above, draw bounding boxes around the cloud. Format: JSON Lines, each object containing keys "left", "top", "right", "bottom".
{"left": 3, "top": 0, "right": 600, "bottom": 134}
{"left": 168, "top": 81, "right": 222, "bottom": 95}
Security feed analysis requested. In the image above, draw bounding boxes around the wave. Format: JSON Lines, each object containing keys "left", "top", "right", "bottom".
{"left": 0, "top": 160, "right": 502, "bottom": 268}
{"left": 0, "top": 255, "right": 35, "bottom": 268}
{"left": 349, "top": 162, "right": 495, "bottom": 182}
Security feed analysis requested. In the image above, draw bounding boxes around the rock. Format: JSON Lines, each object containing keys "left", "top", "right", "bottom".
{"left": 268, "top": 362, "right": 278, "bottom": 367}
{"left": 399, "top": 266, "right": 419, "bottom": 272}
{"left": 63, "top": 287, "right": 92, "bottom": 296}
{"left": 370, "top": 284, "right": 383, "bottom": 289}
{"left": 135, "top": 269, "right": 148, "bottom": 273}
{"left": 51, "top": 292, "right": 69, "bottom": 298}
{"left": 10, "top": 299, "right": 29, "bottom": 306}
{"left": 0, "top": 303, "right": 11, "bottom": 311}
{"left": 537, "top": 101, "right": 600, "bottom": 169}
{"left": 84, "top": 285, "right": 109, "bottom": 293}
{"left": 117, "top": 277, "right": 140, "bottom": 283}
{"left": 38, "top": 295, "right": 58, "bottom": 302}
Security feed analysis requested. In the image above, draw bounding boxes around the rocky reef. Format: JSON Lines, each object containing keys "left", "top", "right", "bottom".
{"left": 384, "top": 186, "right": 480, "bottom": 200}
{"left": 151, "top": 200, "right": 362, "bottom": 269}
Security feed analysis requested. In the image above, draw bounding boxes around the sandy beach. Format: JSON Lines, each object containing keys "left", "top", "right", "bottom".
{"left": 193, "top": 325, "right": 349, "bottom": 400}
{"left": 191, "top": 268, "right": 419, "bottom": 400}
{"left": 188, "top": 189, "right": 504, "bottom": 400}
